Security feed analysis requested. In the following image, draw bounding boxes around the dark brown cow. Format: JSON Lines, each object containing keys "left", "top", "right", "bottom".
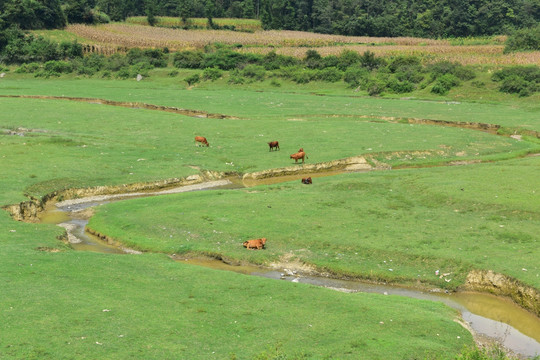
{"left": 301, "top": 177, "right": 312, "bottom": 184}
{"left": 243, "top": 238, "right": 267, "bottom": 250}
{"left": 195, "top": 136, "right": 209, "bottom": 147}
{"left": 290, "top": 151, "right": 308, "bottom": 163}
{"left": 268, "top": 141, "right": 280, "bottom": 151}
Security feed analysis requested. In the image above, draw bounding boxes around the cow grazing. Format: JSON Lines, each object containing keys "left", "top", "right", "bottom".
{"left": 243, "top": 238, "right": 267, "bottom": 250}
{"left": 298, "top": 148, "right": 304, "bottom": 152}
{"left": 268, "top": 141, "right": 280, "bottom": 151}
{"left": 301, "top": 177, "right": 312, "bottom": 184}
{"left": 195, "top": 136, "right": 209, "bottom": 147}
{"left": 290, "top": 151, "right": 308, "bottom": 163}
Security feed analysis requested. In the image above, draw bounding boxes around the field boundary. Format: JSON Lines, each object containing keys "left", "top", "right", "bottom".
{"left": 0, "top": 95, "right": 236, "bottom": 119}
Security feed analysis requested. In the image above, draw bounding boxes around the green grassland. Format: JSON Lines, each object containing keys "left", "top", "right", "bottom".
{"left": 1, "top": 70, "right": 539, "bottom": 359}
{"left": 88, "top": 157, "right": 540, "bottom": 291}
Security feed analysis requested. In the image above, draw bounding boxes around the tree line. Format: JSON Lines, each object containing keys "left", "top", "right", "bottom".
{"left": 0, "top": 0, "right": 538, "bottom": 37}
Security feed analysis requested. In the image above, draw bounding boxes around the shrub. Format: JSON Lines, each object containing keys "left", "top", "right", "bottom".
{"left": 386, "top": 78, "right": 415, "bottom": 93}
{"left": 313, "top": 67, "right": 343, "bottom": 82}
{"left": 344, "top": 66, "right": 370, "bottom": 87}
{"left": 43, "top": 60, "right": 73, "bottom": 74}
{"left": 359, "top": 51, "right": 385, "bottom": 70}
{"left": 492, "top": 66, "right": 540, "bottom": 83}
{"left": 304, "top": 49, "right": 323, "bottom": 69}
{"left": 184, "top": 73, "right": 200, "bottom": 86}
{"left": 228, "top": 75, "right": 245, "bottom": 84}
{"left": 173, "top": 50, "right": 204, "bottom": 69}
{"left": 15, "top": 62, "right": 41, "bottom": 73}
{"left": 367, "top": 79, "right": 385, "bottom": 96}
{"left": 203, "top": 49, "right": 259, "bottom": 70}
{"left": 388, "top": 55, "right": 422, "bottom": 73}
{"left": 241, "top": 64, "right": 266, "bottom": 81}
{"left": 499, "top": 75, "right": 534, "bottom": 96}
{"left": 202, "top": 67, "right": 222, "bottom": 81}
{"left": 492, "top": 65, "right": 539, "bottom": 96}
{"left": 116, "top": 67, "right": 132, "bottom": 79}
{"left": 337, "top": 50, "right": 361, "bottom": 71}
{"left": 428, "top": 60, "right": 475, "bottom": 81}
{"left": 262, "top": 51, "right": 298, "bottom": 70}
{"left": 431, "top": 74, "right": 460, "bottom": 95}
{"left": 105, "top": 54, "right": 129, "bottom": 72}
{"left": 504, "top": 25, "right": 540, "bottom": 53}
{"left": 168, "top": 70, "right": 179, "bottom": 77}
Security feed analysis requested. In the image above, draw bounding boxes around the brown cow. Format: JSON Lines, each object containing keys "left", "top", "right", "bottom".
{"left": 243, "top": 238, "right": 267, "bottom": 250}
{"left": 298, "top": 148, "right": 304, "bottom": 152}
{"left": 268, "top": 141, "right": 280, "bottom": 151}
{"left": 290, "top": 151, "right": 308, "bottom": 163}
{"left": 301, "top": 177, "right": 312, "bottom": 184}
{"left": 195, "top": 136, "right": 209, "bottom": 147}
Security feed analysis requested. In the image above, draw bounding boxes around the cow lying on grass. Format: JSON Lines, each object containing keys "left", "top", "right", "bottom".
{"left": 243, "top": 238, "right": 267, "bottom": 250}
{"left": 195, "top": 136, "right": 209, "bottom": 147}
{"left": 301, "top": 177, "right": 312, "bottom": 184}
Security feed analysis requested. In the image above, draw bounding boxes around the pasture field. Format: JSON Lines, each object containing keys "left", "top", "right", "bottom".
{"left": 0, "top": 69, "right": 539, "bottom": 358}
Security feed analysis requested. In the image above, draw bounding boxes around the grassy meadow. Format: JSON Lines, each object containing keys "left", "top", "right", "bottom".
{"left": 1, "top": 45, "right": 540, "bottom": 359}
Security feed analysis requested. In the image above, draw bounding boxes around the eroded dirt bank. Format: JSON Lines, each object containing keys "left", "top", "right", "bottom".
{"left": 2, "top": 170, "right": 228, "bottom": 222}
{"left": 465, "top": 270, "right": 540, "bottom": 317}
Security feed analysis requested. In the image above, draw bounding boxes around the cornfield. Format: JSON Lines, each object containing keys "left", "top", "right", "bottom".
{"left": 67, "top": 23, "right": 540, "bottom": 65}
{"left": 126, "top": 16, "right": 262, "bottom": 32}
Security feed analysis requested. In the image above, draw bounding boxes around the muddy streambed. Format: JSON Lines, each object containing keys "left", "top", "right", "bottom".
{"left": 39, "top": 175, "right": 540, "bottom": 358}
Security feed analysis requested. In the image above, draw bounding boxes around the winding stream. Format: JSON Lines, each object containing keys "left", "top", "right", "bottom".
{"left": 39, "top": 176, "right": 540, "bottom": 358}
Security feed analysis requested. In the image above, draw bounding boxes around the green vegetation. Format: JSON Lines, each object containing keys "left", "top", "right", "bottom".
{"left": 1, "top": 35, "right": 540, "bottom": 359}
{"left": 504, "top": 24, "right": 540, "bottom": 53}
{"left": 88, "top": 157, "right": 540, "bottom": 291}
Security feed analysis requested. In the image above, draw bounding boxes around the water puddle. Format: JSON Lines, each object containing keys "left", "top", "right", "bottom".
{"left": 40, "top": 178, "right": 540, "bottom": 358}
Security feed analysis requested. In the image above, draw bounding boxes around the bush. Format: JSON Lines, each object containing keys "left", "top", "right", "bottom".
{"left": 367, "top": 79, "right": 385, "bottom": 96}
{"left": 388, "top": 55, "right": 422, "bottom": 73}
{"left": 116, "top": 67, "right": 132, "bottom": 79}
{"left": 15, "top": 62, "right": 41, "bottom": 73}
{"left": 168, "top": 69, "right": 179, "bottom": 77}
{"left": 43, "top": 60, "right": 73, "bottom": 74}
{"left": 344, "top": 66, "right": 370, "bottom": 88}
{"left": 313, "top": 67, "right": 343, "bottom": 82}
{"left": 386, "top": 78, "right": 415, "bottom": 93}
{"left": 499, "top": 75, "right": 535, "bottom": 96}
{"left": 241, "top": 64, "right": 266, "bottom": 81}
{"left": 492, "top": 65, "right": 540, "bottom": 96}
{"left": 431, "top": 74, "right": 460, "bottom": 95}
{"left": 304, "top": 49, "right": 323, "bottom": 69}
{"left": 105, "top": 54, "right": 129, "bottom": 72}
{"left": 262, "top": 51, "right": 299, "bottom": 70}
{"left": 428, "top": 60, "right": 475, "bottom": 81}
{"left": 184, "top": 73, "right": 200, "bottom": 86}
{"left": 202, "top": 67, "right": 222, "bottom": 81}
{"left": 127, "top": 48, "right": 167, "bottom": 68}
{"left": 492, "top": 66, "right": 540, "bottom": 83}
{"left": 173, "top": 50, "right": 204, "bottom": 69}
{"left": 203, "top": 49, "right": 260, "bottom": 70}
{"left": 337, "top": 50, "right": 361, "bottom": 70}
{"left": 228, "top": 75, "right": 245, "bottom": 84}
{"left": 504, "top": 25, "right": 540, "bottom": 53}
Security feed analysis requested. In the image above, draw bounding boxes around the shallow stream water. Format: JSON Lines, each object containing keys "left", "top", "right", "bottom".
{"left": 39, "top": 175, "right": 540, "bottom": 358}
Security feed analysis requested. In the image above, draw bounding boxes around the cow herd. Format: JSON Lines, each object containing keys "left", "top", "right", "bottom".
{"left": 195, "top": 136, "right": 314, "bottom": 250}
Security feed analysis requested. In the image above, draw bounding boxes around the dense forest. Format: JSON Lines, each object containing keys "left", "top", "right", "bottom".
{"left": 0, "top": 0, "right": 539, "bottom": 37}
